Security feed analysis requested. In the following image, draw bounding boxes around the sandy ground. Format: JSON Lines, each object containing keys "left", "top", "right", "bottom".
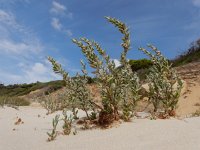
{"left": 176, "top": 61, "right": 200, "bottom": 116}
{"left": 177, "top": 80, "right": 200, "bottom": 116}
{"left": 1, "top": 106, "right": 200, "bottom": 150}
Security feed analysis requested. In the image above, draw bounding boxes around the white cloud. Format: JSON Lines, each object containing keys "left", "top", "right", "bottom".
{"left": 50, "top": 17, "right": 73, "bottom": 37}
{"left": 0, "top": 39, "right": 43, "bottom": 56}
{"left": 50, "top": 1, "right": 73, "bottom": 19}
{"left": 0, "top": 10, "right": 18, "bottom": 28}
{"left": 0, "top": 9, "right": 74, "bottom": 85}
{"left": 31, "top": 63, "right": 48, "bottom": 74}
{"left": 65, "top": 29, "right": 73, "bottom": 37}
{"left": 51, "top": 17, "right": 62, "bottom": 31}
{"left": 0, "top": 61, "right": 61, "bottom": 85}
{"left": 50, "top": 1, "right": 73, "bottom": 36}
{"left": 23, "top": 62, "right": 60, "bottom": 83}
{"left": 192, "top": 0, "right": 200, "bottom": 7}
{"left": 50, "top": 1, "right": 66, "bottom": 15}
{"left": 0, "top": 9, "right": 27, "bottom": 33}
{"left": 0, "top": 0, "right": 30, "bottom": 6}
{"left": 0, "top": 9, "right": 58, "bottom": 84}
{"left": 0, "top": 10, "right": 13, "bottom": 22}
{"left": 0, "top": 39, "right": 28, "bottom": 54}
{"left": 0, "top": 9, "right": 44, "bottom": 56}
{"left": 113, "top": 59, "right": 121, "bottom": 68}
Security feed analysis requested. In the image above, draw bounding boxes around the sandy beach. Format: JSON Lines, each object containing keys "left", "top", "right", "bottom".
{"left": 1, "top": 106, "right": 200, "bottom": 150}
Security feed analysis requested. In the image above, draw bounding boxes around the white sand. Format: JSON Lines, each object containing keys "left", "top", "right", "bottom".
{"left": 1, "top": 106, "right": 200, "bottom": 150}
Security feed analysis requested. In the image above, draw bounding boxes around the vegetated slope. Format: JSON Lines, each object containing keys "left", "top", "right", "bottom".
{"left": 172, "top": 38, "right": 200, "bottom": 67}
{"left": 0, "top": 80, "right": 65, "bottom": 97}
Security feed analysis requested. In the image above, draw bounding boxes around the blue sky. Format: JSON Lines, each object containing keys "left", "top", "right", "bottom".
{"left": 0, "top": 0, "right": 200, "bottom": 85}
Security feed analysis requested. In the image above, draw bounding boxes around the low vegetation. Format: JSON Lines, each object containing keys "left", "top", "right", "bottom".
{"left": 192, "top": 109, "right": 200, "bottom": 117}
{"left": 0, "top": 81, "right": 66, "bottom": 108}
{"left": 129, "top": 59, "right": 153, "bottom": 72}
{"left": 45, "top": 16, "right": 183, "bottom": 141}
{"left": 0, "top": 80, "right": 65, "bottom": 97}
{"left": 0, "top": 96, "right": 30, "bottom": 107}
{"left": 172, "top": 39, "right": 200, "bottom": 67}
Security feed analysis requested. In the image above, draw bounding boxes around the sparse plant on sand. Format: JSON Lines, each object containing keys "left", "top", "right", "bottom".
{"left": 48, "top": 57, "right": 96, "bottom": 120}
{"left": 122, "top": 103, "right": 132, "bottom": 121}
{"left": 47, "top": 114, "right": 60, "bottom": 141}
{"left": 139, "top": 45, "right": 183, "bottom": 115}
{"left": 0, "top": 96, "right": 6, "bottom": 107}
{"left": 0, "top": 96, "right": 30, "bottom": 109}
{"left": 192, "top": 109, "right": 200, "bottom": 117}
{"left": 42, "top": 95, "right": 60, "bottom": 115}
{"left": 62, "top": 109, "right": 73, "bottom": 135}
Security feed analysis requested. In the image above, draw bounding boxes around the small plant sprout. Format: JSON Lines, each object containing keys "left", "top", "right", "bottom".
{"left": 62, "top": 109, "right": 73, "bottom": 135}
{"left": 47, "top": 114, "right": 60, "bottom": 141}
{"left": 122, "top": 103, "right": 132, "bottom": 121}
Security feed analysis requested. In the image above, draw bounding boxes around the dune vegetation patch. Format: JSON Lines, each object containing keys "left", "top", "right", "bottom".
{"left": 0, "top": 96, "right": 30, "bottom": 107}
{"left": 43, "top": 17, "right": 183, "bottom": 141}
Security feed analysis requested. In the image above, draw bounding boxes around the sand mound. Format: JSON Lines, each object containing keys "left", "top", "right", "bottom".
{"left": 1, "top": 106, "right": 200, "bottom": 150}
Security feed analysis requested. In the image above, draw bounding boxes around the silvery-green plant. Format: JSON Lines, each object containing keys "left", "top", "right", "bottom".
{"left": 47, "top": 114, "right": 60, "bottom": 141}
{"left": 139, "top": 45, "right": 183, "bottom": 115}
{"left": 41, "top": 91, "right": 70, "bottom": 115}
{"left": 0, "top": 96, "right": 6, "bottom": 108}
{"left": 42, "top": 95, "right": 60, "bottom": 115}
{"left": 47, "top": 17, "right": 146, "bottom": 124}
{"left": 48, "top": 57, "right": 95, "bottom": 120}
{"left": 72, "top": 17, "right": 141, "bottom": 122}
{"left": 122, "top": 103, "right": 132, "bottom": 121}
{"left": 62, "top": 109, "right": 73, "bottom": 135}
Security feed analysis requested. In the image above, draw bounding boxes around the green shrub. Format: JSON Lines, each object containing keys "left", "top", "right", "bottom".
{"left": 129, "top": 59, "right": 153, "bottom": 71}
{"left": 128, "top": 59, "right": 153, "bottom": 83}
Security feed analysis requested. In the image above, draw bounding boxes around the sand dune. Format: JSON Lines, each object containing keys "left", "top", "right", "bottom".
{"left": 1, "top": 106, "right": 200, "bottom": 150}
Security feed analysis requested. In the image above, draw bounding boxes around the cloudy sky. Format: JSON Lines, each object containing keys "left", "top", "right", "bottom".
{"left": 0, "top": 0, "right": 200, "bottom": 85}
